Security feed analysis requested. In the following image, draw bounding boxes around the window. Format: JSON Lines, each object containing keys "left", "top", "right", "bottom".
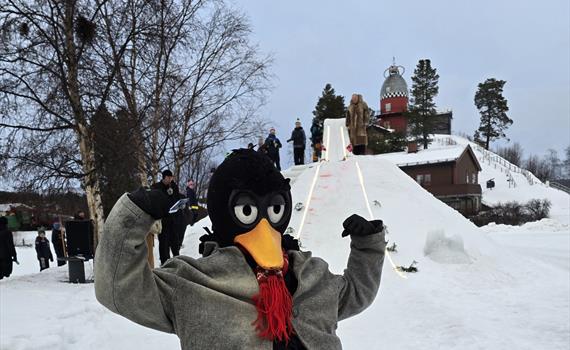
{"left": 471, "top": 173, "right": 477, "bottom": 184}
{"left": 416, "top": 174, "right": 423, "bottom": 184}
{"left": 416, "top": 174, "right": 431, "bottom": 186}
{"left": 466, "top": 172, "right": 469, "bottom": 183}
{"left": 384, "top": 121, "right": 391, "bottom": 129}
{"left": 385, "top": 103, "right": 392, "bottom": 112}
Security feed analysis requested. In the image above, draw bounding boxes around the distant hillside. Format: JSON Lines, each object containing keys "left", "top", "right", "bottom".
{"left": 0, "top": 191, "right": 88, "bottom": 217}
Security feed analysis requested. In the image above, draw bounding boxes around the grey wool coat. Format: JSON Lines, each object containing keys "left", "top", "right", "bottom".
{"left": 95, "top": 194, "right": 386, "bottom": 350}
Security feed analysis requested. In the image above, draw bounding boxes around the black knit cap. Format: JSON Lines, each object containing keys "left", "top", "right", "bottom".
{"left": 207, "top": 149, "right": 292, "bottom": 247}
{"left": 162, "top": 169, "right": 173, "bottom": 178}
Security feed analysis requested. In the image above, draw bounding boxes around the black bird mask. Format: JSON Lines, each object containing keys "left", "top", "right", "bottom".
{"left": 207, "top": 149, "right": 292, "bottom": 270}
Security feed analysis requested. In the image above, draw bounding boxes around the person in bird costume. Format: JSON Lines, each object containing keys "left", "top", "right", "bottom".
{"left": 95, "top": 149, "right": 386, "bottom": 349}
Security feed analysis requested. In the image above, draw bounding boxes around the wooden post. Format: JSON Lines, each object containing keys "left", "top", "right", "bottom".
{"left": 146, "top": 234, "right": 154, "bottom": 268}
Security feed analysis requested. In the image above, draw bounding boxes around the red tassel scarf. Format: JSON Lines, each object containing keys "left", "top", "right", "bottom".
{"left": 252, "top": 251, "right": 294, "bottom": 343}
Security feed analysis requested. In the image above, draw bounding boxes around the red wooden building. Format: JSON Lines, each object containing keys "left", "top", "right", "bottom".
{"left": 380, "top": 145, "right": 483, "bottom": 216}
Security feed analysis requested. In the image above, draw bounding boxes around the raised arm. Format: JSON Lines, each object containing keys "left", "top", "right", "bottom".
{"left": 95, "top": 192, "right": 178, "bottom": 333}
{"left": 337, "top": 214, "right": 386, "bottom": 320}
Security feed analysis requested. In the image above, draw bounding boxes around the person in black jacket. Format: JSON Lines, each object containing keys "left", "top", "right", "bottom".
{"left": 51, "top": 220, "right": 66, "bottom": 266}
{"left": 264, "top": 128, "right": 282, "bottom": 170}
{"left": 0, "top": 216, "right": 17, "bottom": 279}
{"left": 35, "top": 228, "right": 54, "bottom": 271}
{"left": 287, "top": 119, "right": 307, "bottom": 165}
{"left": 185, "top": 179, "right": 199, "bottom": 227}
{"left": 151, "top": 169, "right": 182, "bottom": 265}
{"left": 310, "top": 119, "right": 323, "bottom": 162}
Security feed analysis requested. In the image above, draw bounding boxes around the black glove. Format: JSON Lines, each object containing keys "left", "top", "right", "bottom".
{"left": 128, "top": 187, "right": 175, "bottom": 220}
{"left": 281, "top": 234, "right": 300, "bottom": 251}
{"left": 341, "top": 214, "right": 383, "bottom": 238}
{"left": 198, "top": 229, "right": 217, "bottom": 255}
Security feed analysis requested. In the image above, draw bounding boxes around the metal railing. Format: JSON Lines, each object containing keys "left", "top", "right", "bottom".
{"left": 549, "top": 181, "right": 570, "bottom": 194}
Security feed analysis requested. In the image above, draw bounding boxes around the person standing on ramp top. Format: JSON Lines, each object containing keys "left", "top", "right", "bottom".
{"left": 287, "top": 119, "right": 307, "bottom": 165}
{"left": 346, "top": 94, "right": 370, "bottom": 155}
{"left": 264, "top": 127, "right": 282, "bottom": 170}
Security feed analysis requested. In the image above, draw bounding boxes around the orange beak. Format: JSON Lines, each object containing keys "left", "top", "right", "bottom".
{"left": 234, "top": 218, "right": 283, "bottom": 270}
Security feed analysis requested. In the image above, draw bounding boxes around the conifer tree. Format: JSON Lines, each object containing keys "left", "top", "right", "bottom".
{"left": 474, "top": 78, "right": 512, "bottom": 150}
{"left": 310, "top": 84, "right": 346, "bottom": 158}
{"left": 312, "top": 83, "right": 346, "bottom": 122}
{"left": 408, "top": 59, "right": 439, "bottom": 149}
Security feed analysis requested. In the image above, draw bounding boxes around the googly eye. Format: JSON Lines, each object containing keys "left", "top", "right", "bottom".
{"left": 267, "top": 204, "right": 285, "bottom": 224}
{"left": 266, "top": 194, "right": 287, "bottom": 225}
{"left": 233, "top": 204, "right": 258, "bottom": 225}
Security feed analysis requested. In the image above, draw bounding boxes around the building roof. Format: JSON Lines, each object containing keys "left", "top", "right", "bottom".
{"left": 0, "top": 203, "right": 33, "bottom": 212}
{"left": 380, "top": 65, "right": 408, "bottom": 100}
{"left": 368, "top": 124, "right": 394, "bottom": 133}
{"left": 378, "top": 144, "right": 481, "bottom": 170}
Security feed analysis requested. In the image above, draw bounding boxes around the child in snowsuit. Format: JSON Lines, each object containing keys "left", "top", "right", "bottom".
{"left": 35, "top": 228, "right": 54, "bottom": 271}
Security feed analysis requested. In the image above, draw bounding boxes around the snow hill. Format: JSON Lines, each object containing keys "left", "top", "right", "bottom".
{"left": 1, "top": 119, "right": 568, "bottom": 349}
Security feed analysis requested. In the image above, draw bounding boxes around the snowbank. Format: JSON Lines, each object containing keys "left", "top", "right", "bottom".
{"left": 423, "top": 229, "right": 472, "bottom": 264}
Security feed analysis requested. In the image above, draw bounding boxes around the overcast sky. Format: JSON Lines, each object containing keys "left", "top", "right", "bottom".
{"left": 235, "top": 0, "right": 569, "bottom": 162}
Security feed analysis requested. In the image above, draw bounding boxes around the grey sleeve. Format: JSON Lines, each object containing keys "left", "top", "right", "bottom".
{"left": 95, "top": 194, "right": 178, "bottom": 333}
{"left": 337, "top": 231, "right": 386, "bottom": 321}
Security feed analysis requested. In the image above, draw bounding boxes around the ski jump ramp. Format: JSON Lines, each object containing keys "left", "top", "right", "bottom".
{"left": 322, "top": 118, "right": 351, "bottom": 162}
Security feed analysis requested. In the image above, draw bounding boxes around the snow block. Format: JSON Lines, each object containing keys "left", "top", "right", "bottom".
{"left": 423, "top": 229, "right": 472, "bottom": 264}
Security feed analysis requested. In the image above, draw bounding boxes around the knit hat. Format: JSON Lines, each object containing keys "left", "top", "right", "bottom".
{"left": 161, "top": 169, "right": 173, "bottom": 178}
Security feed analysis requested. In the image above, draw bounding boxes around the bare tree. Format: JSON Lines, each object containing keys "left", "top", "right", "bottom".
{"left": 563, "top": 146, "right": 570, "bottom": 179}
{"left": 97, "top": 0, "right": 270, "bottom": 184}
{"left": 495, "top": 142, "right": 524, "bottom": 167}
{"left": 525, "top": 154, "right": 552, "bottom": 182}
{"left": 545, "top": 149, "right": 561, "bottom": 180}
{"left": 0, "top": 0, "right": 118, "bottom": 242}
{"left": 1, "top": 0, "right": 271, "bottom": 240}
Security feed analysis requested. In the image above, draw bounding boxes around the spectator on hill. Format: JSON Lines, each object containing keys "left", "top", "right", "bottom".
{"left": 346, "top": 94, "right": 370, "bottom": 155}
{"left": 264, "top": 128, "right": 282, "bottom": 170}
{"left": 287, "top": 118, "right": 307, "bottom": 165}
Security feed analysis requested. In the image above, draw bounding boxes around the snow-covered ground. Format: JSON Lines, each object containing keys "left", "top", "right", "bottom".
{"left": 1, "top": 120, "right": 569, "bottom": 349}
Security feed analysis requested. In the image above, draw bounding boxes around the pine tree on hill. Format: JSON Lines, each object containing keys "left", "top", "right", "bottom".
{"left": 312, "top": 83, "right": 346, "bottom": 122}
{"left": 474, "top": 78, "right": 512, "bottom": 150}
{"left": 408, "top": 59, "right": 439, "bottom": 149}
